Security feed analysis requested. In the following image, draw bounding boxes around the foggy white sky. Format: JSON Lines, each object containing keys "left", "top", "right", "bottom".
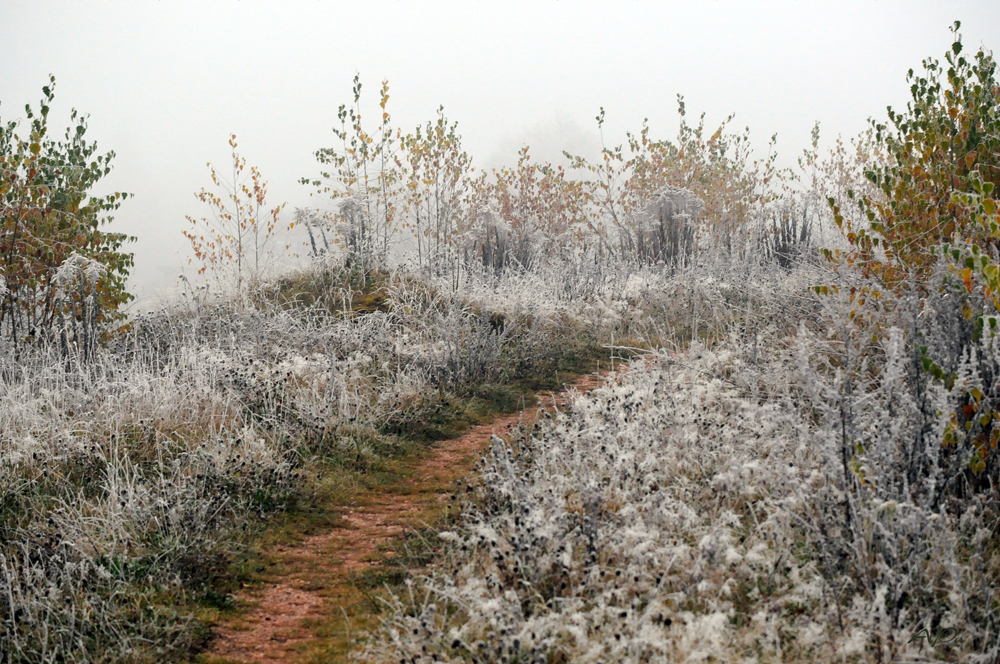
{"left": 3, "top": 1, "right": 1000, "bottom": 306}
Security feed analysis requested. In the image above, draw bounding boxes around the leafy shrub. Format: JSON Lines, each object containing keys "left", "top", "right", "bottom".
{"left": 0, "top": 77, "right": 134, "bottom": 353}
{"left": 183, "top": 134, "right": 291, "bottom": 295}
{"left": 817, "top": 23, "right": 1000, "bottom": 496}
{"left": 301, "top": 76, "right": 401, "bottom": 275}
{"left": 565, "top": 100, "right": 776, "bottom": 264}
{"left": 830, "top": 22, "right": 1000, "bottom": 288}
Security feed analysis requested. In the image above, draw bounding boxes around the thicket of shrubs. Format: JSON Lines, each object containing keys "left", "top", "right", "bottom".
{"left": 2, "top": 21, "right": 999, "bottom": 663}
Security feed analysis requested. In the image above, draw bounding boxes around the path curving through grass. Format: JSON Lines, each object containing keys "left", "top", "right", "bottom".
{"left": 201, "top": 371, "right": 609, "bottom": 663}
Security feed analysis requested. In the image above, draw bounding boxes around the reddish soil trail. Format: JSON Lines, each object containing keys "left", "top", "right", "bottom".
{"left": 204, "top": 371, "right": 610, "bottom": 664}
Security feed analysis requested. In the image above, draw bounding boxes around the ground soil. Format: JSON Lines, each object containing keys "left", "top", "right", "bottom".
{"left": 202, "top": 371, "right": 609, "bottom": 664}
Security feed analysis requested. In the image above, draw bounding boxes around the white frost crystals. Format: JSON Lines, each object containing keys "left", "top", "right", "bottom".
{"left": 360, "top": 278, "right": 999, "bottom": 664}
{"left": 53, "top": 252, "right": 107, "bottom": 290}
{"left": 363, "top": 345, "right": 833, "bottom": 663}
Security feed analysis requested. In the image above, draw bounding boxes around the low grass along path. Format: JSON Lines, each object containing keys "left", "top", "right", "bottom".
{"left": 201, "top": 371, "right": 609, "bottom": 663}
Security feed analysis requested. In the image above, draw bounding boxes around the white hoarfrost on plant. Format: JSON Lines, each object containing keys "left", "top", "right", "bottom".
{"left": 363, "top": 344, "right": 838, "bottom": 663}
{"left": 358, "top": 254, "right": 1000, "bottom": 664}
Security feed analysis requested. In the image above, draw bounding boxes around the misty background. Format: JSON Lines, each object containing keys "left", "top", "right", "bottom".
{"left": 2, "top": 0, "right": 999, "bottom": 307}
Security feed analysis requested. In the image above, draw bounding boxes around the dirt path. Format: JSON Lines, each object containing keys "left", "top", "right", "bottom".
{"left": 204, "top": 372, "right": 609, "bottom": 664}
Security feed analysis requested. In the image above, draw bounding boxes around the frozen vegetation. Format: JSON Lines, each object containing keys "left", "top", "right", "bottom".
{"left": 3, "top": 25, "right": 1000, "bottom": 664}
{"left": 0, "top": 265, "right": 608, "bottom": 662}
{"left": 363, "top": 257, "right": 1000, "bottom": 663}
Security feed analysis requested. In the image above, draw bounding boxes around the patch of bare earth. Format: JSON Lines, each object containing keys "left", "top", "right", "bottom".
{"left": 205, "top": 372, "right": 608, "bottom": 663}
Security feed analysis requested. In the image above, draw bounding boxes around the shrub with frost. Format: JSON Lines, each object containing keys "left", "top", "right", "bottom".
{"left": 359, "top": 250, "right": 998, "bottom": 664}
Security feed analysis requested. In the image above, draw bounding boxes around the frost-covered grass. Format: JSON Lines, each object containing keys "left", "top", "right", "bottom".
{"left": 0, "top": 345, "right": 302, "bottom": 662}
{"left": 359, "top": 256, "right": 1000, "bottom": 664}
{"left": 364, "top": 347, "right": 828, "bottom": 663}
{"left": 0, "top": 264, "right": 606, "bottom": 663}
{"left": 6, "top": 227, "right": 1000, "bottom": 663}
